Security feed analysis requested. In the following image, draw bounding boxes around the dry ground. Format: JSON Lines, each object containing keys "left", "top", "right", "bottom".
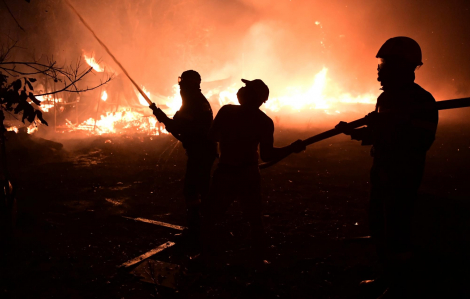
{"left": 1, "top": 114, "right": 470, "bottom": 298}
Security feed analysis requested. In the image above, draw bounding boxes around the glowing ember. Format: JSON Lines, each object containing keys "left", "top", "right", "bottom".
{"left": 27, "top": 124, "right": 39, "bottom": 134}
{"left": 84, "top": 53, "right": 105, "bottom": 72}
{"left": 6, "top": 122, "right": 41, "bottom": 134}
{"left": 7, "top": 127, "right": 18, "bottom": 133}
{"left": 36, "top": 94, "right": 59, "bottom": 112}
{"left": 101, "top": 90, "right": 108, "bottom": 101}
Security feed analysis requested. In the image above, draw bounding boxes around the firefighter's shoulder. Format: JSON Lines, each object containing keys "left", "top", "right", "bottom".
{"left": 411, "top": 83, "right": 436, "bottom": 104}
{"left": 409, "top": 83, "right": 438, "bottom": 131}
{"left": 218, "top": 104, "right": 237, "bottom": 114}
{"left": 200, "top": 100, "right": 212, "bottom": 112}
{"left": 256, "top": 109, "right": 274, "bottom": 131}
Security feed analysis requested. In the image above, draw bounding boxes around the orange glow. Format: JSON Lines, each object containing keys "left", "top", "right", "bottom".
{"left": 264, "top": 68, "right": 376, "bottom": 113}
{"left": 27, "top": 124, "right": 39, "bottom": 134}
{"left": 36, "top": 94, "right": 58, "bottom": 112}
{"left": 213, "top": 68, "right": 376, "bottom": 114}
{"left": 67, "top": 110, "right": 164, "bottom": 135}
{"left": 7, "top": 122, "right": 41, "bottom": 134}
{"left": 136, "top": 85, "right": 182, "bottom": 114}
{"left": 46, "top": 67, "right": 377, "bottom": 136}
{"left": 7, "top": 127, "right": 18, "bottom": 133}
{"left": 136, "top": 86, "right": 152, "bottom": 106}
{"left": 163, "top": 85, "right": 183, "bottom": 115}
{"left": 84, "top": 53, "right": 104, "bottom": 72}
{"left": 13, "top": 0, "right": 467, "bottom": 139}
{"left": 101, "top": 90, "right": 108, "bottom": 101}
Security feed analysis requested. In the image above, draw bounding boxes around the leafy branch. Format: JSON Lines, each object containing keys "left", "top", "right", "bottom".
{"left": 0, "top": 42, "right": 113, "bottom": 127}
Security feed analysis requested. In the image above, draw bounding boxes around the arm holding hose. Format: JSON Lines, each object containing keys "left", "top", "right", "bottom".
{"left": 335, "top": 112, "right": 378, "bottom": 145}
{"left": 258, "top": 119, "right": 306, "bottom": 163}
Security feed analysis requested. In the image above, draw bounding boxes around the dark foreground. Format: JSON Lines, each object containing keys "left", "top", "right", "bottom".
{"left": 1, "top": 116, "right": 470, "bottom": 298}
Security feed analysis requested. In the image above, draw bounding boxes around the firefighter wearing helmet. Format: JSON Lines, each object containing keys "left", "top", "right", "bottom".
{"left": 336, "top": 37, "right": 438, "bottom": 297}
{"left": 151, "top": 70, "right": 217, "bottom": 247}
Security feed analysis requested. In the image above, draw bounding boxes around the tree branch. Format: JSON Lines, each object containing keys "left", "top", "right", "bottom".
{"left": 2, "top": 0, "right": 25, "bottom": 32}
{"left": 0, "top": 41, "right": 18, "bottom": 62}
{"left": 33, "top": 67, "right": 112, "bottom": 96}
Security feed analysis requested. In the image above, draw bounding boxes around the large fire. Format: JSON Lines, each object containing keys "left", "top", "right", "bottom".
{"left": 217, "top": 68, "right": 377, "bottom": 114}
{"left": 69, "top": 65, "right": 376, "bottom": 135}
{"left": 8, "top": 54, "right": 377, "bottom": 137}
{"left": 36, "top": 94, "right": 60, "bottom": 112}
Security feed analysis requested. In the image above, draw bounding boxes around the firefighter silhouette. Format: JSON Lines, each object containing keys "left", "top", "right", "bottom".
{"left": 336, "top": 37, "right": 438, "bottom": 297}
{"left": 202, "top": 79, "right": 305, "bottom": 266}
{"left": 150, "top": 70, "right": 217, "bottom": 244}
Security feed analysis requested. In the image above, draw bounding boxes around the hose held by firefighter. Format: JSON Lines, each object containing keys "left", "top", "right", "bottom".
{"left": 150, "top": 70, "right": 217, "bottom": 245}
{"left": 336, "top": 36, "right": 438, "bottom": 297}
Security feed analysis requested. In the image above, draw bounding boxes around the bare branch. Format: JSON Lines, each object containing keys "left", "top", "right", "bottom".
{"left": 1, "top": 0, "right": 25, "bottom": 32}
{"left": 0, "top": 41, "right": 18, "bottom": 62}
{"left": 4, "top": 109, "right": 20, "bottom": 122}
{"left": 35, "top": 66, "right": 94, "bottom": 96}
{"left": 34, "top": 67, "right": 113, "bottom": 96}
{"left": 53, "top": 78, "right": 112, "bottom": 94}
{"left": 0, "top": 66, "right": 49, "bottom": 76}
{"left": 0, "top": 61, "right": 77, "bottom": 82}
{"left": 0, "top": 61, "right": 60, "bottom": 70}
{"left": 0, "top": 68, "right": 17, "bottom": 77}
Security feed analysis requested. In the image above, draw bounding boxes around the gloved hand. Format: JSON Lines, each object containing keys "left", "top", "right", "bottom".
{"left": 149, "top": 104, "right": 169, "bottom": 123}
{"left": 335, "top": 121, "right": 354, "bottom": 135}
{"left": 364, "top": 111, "right": 379, "bottom": 127}
{"left": 290, "top": 139, "right": 306, "bottom": 153}
{"left": 149, "top": 103, "right": 158, "bottom": 113}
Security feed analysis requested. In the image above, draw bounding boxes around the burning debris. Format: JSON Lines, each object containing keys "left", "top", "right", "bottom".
{"left": 83, "top": 53, "right": 105, "bottom": 73}
{"left": 31, "top": 57, "right": 377, "bottom": 137}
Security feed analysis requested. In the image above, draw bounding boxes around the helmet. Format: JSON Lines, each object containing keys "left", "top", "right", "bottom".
{"left": 376, "top": 37, "right": 423, "bottom": 66}
{"left": 179, "top": 70, "right": 201, "bottom": 85}
{"left": 241, "top": 79, "right": 269, "bottom": 102}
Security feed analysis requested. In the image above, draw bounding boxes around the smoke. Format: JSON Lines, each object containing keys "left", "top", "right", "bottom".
{"left": 1, "top": 0, "right": 470, "bottom": 127}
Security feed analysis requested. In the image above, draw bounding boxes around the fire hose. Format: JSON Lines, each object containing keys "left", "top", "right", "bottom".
{"left": 259, "top": 97, "right": 470, "bottom": 169}
{"left": 64, "top": 0, "right": 153, "bottom": 106}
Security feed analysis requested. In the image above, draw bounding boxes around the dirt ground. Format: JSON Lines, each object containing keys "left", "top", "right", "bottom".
{"left": 1, "top": 114, "right": 470, "bottom": 298}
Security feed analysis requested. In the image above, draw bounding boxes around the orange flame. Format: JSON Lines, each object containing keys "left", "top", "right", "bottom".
{"left": 7, "top": 127, "right": 18, "bottom": 133}
{"left": 36, "top": 94, "right": 57, "bottom": 112}
{"left": 214, "top": 67, "right": 376, "bottom": 114}
{"left": 46, "top": 68, "right": 377, "bottom": 136}
{"left": 137, "top": 86, "right": 152, "bottom": 106}
{"left": 101, "top": 90, "right": 108, "bottom": 101}
{"left": 84, "top": 54, "right": 105, "bottom": 72}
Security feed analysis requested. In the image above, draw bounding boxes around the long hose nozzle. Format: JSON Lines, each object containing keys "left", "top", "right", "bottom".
{"left": 64, "top": 0, "right": 153, "bottom": 106}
